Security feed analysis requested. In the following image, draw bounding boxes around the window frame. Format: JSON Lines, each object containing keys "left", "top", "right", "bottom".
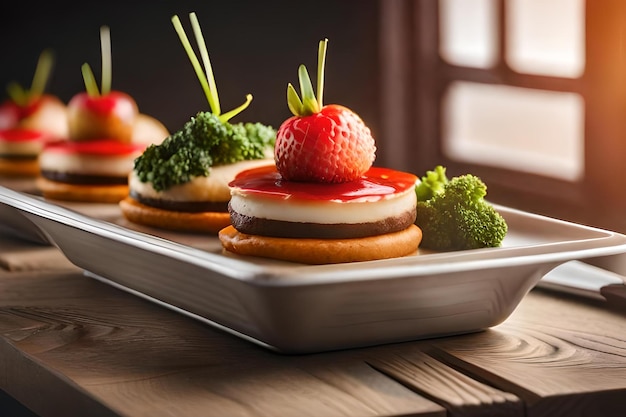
{"left": 379, "top": 0, "right": 626, "bottom": 232}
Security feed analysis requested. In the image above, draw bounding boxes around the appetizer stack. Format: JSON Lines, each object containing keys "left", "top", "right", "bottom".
{"left": 0, "top": 50, "right": 67, "bottom": 177}
{"left": 218, "top": 39, "right": 423, "bottom": 263}
{"left": 120, "top": 13, "right": 276, "bottom": 233}
{"left": 36, "top": 27, "right": 168, "bottom": 202}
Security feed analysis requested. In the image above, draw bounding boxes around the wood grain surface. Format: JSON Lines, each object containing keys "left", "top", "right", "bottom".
{"left": 0, "top": 269, "right": 443, "bottom": 417}
{"left": 1, "top": 267, "right": 626, "bottom": 417}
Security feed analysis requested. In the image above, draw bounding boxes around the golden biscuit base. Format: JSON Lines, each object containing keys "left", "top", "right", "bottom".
{"left": 119, "top": 197, "right": 231, "bottom": 233}
{"left": 0, "top": 158, "right": 40, "bottom": 177}
{"left": 218, "top": 224, "right": 423, "bottom": 264}
{"left": 36, "top": 176, "right": 129, "bottom": 203}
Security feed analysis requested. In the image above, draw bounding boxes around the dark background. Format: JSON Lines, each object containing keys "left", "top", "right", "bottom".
{"left": 0, "top": 0, "right": 380, "bottom": 136}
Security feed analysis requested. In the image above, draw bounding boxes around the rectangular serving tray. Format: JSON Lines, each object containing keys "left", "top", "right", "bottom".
{"left": 2, "top": 185, "right": 626, "bottom": 353}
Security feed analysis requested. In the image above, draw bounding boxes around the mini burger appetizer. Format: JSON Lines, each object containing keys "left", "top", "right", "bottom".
{"left": 119, "top": 13, "right": 275, "bottom": 233}
{"left": 0, "top": 129, "right": 50, "bottom": 177}
{"left": 36, "top": 26, "right": 168, "bottom": 203}
{"left": 0, "top": 49, "right": 67, "bottom": 138}
{"left": 219, "top": 39, "right": 422, "bottom": 264}
{"left": 0, "top": 50, "right": 66, "bottom": 177}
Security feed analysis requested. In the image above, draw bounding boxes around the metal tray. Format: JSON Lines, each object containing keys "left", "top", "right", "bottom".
{"left": 3, "top": 185, "right": 626, "bottom": 354}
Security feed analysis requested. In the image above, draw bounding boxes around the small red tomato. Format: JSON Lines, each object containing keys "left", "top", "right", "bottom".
{"left": 67, "top": 91, "right": 138, "bottom": 143}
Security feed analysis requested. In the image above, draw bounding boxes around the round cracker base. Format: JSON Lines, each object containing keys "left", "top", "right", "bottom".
{"left": 218, "top": 224, "right": 423, "bottom": 264}
{"left": 119, "top": 197, "right": 231, "bottom": 233}
{"left": 36, "top": 176, "right": 129, "bottom": 203}
{"left": 0, "top": 158, "right": 39, "bottom": 177}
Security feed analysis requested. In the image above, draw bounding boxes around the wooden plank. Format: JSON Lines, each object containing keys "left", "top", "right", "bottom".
{"left": 0, "top": 269, "right": 444, "bottom": 417}
{"left": 0, "top": 234, "right": 76, "bottom": 271}
{"left": 423, "top": 290, "right": 626, "bottom": 417}
{"left": 366, "top": 349, "right": 523, "bottom": 417}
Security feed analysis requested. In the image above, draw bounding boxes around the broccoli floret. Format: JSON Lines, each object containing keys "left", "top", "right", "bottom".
{"left": 134, "top": 112, "right": 276, "bottom": 191}
{"left": 415, "top": 164, "right": 448, "bottom": 200}
{"left": 415, "top": 166, "right": 508, "bottom": 251}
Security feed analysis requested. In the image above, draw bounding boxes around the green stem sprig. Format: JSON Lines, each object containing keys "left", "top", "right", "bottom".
{"left": 81, "top": 63, "right": 100, "bottom": 96}
{"left": 100, "top": 26, "right": 112, "bottom": 95}
{"left": 6, "top": 49, "right": 54, "bottom": 106}
{"left": 81, "top": 26, "right": 112, "bottom": 97}
{"left": 287, "top": 38, "right": 328, "bottom": 117}
{"left": 172, "top": 12, "right": 252, "bottom": 123}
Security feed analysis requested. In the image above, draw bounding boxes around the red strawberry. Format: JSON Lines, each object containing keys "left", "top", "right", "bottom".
{"left": 274, "top": 39, "right": 376, "bottom": 183}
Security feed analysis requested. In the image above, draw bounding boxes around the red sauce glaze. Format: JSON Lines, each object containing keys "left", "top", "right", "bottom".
{"left": 78, "top": 91, "right": 134, "bottom": 114}
{"left": 43, "top": 139, "right": 146, "bottom": 156}
{"left": 230, "top": 165, "right": 418, "bottom": 202}
{"left": 1, "top": 97, "right": 53, "bottom": 121}
{"left": 18, "top": 98, "right": 43, "bottom": 118}
{"left": 0, "top": 128, "right": 47, "bottom": 142}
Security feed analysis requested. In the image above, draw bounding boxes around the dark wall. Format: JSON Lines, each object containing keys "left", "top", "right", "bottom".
{"left": 0, "top": 0, "right": 380, "bottom": 136}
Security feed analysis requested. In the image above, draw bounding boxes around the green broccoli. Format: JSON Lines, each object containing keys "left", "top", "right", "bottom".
{"left": 415, "top": 166, "right": 508, "bottom": 251}
{"left": 134, "top": 112, "right": 276, "bottom": 192}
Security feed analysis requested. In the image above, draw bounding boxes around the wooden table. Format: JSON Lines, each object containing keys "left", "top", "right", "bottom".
{"left": 2, "top": 246, "right": 626, "bottom": 417}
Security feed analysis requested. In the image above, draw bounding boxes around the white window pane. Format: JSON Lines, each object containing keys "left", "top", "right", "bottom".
{"left": 442, "top": 82, "right": 585, "bottom": 181}
{"left": 439, "top": 0, "right": 498, "bottom": 68}
{"left": 506, "top": 0, "right": 585, "bottom": 78}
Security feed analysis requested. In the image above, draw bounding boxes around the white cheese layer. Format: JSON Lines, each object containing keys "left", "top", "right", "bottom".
{"left": 129, "top": 159, "right": 275, "bottom": 202}
{"left": 229, "top": 186, "right": 417, "bottom": 224}
{"left": 39, "top": 151, "right": 141, "bottom": 176}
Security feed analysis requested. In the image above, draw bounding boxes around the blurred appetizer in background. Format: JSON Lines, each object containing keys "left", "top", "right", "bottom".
{"left": 37, "top": 26, "right": 168, "bottom": 203}
{"left": 120, "top": 13, "right": 276, "bottom": 233}
{"left": 0, "top": 50, "right": 66, "bottom": 177}
{"left": 0, "top": 49, "right": 67, "bottom": 138}
{"left": 0, "top": 128, "right": 50, "bottom": 177}
{"left": 219, "top": 39, "right": 422, "bottom": 264}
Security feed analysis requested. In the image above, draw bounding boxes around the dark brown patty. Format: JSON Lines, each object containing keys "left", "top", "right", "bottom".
{"left": 0, "top": 154, "right": 38, "bottom": 160}
{"left": 129, "top": 190, "right": 229, "bottom": 213}
{"left": 229, "top": 204, "right": 417, "bottom": 239}
{"left": 40, "top": 170, "right": 128, "bottom": 185}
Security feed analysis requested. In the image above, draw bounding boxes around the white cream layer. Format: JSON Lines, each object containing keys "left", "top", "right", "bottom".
{"left": 39, "top": 151, "right": 141, "bottom": 176}
{"left": 229, "top": 186, "right": 417, "bottom": 224}
{"left": 129, "top": 159, "right": 275, "bottom": 202}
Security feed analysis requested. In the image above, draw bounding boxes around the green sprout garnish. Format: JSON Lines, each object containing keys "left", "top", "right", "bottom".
{"left": 172, "top": 12, "right": 252, "bottom": 123}
{"left": 287, "top": 38, "right": 328, "bottom": 117}
{"left": 6, "top": 49, "right": 55, "bottom": 106}
{"left": 81, "top": 26, "right": 112, "bottom": 97}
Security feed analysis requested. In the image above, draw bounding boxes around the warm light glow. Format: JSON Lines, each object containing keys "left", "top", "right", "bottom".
{"left": 439, "top": 0, "right": 498, "bottom": 68}
{"left": 442, "top": 82, "right": 585, "bottom": 181}
{"left": 506, "top": 0, "right": 586, "bottom": 78}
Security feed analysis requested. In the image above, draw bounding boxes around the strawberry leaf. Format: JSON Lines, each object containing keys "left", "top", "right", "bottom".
{"left": 81, "top": 63, "right": 100, "bottom": 97}
{"left": 285, "top": 38, "right": 329, "bottom": 117}
{"left": 298, "top": 64, "right": 319, "bottom": 115}
{"left": 30, "top": 49, "right": 54, "bottom": 99}
{"left": 316, "top": 39, "right": 328, "bottom": 109}
{"left": 6, "top": 82, "right": 27, "bottom": 106}
{"left": 6, "top": 49, "right": 54, "bottom": 106}
{"left": 287, "top": 83, "right": 303, "bottom": 116}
